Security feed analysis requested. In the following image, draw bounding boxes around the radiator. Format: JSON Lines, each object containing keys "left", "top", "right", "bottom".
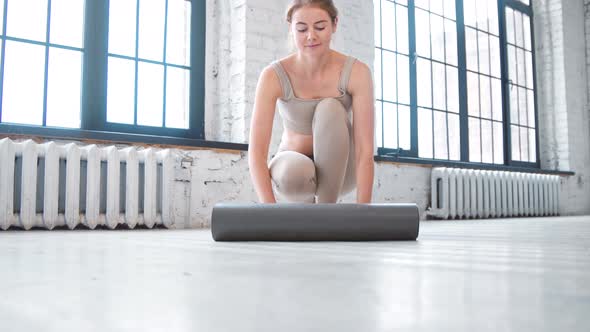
{"left": 0, "top": 138, "right": 176, "bottom": 230}
{"left": 428, "top": 167, "right": 560, "bottom": 219}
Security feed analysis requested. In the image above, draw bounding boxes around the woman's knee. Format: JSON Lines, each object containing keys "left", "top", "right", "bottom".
{"left": 312, "top": 98, "right": 348, "bottom": 128}
{"left": 269, "top": 151, "right": 317, "bottom": 196}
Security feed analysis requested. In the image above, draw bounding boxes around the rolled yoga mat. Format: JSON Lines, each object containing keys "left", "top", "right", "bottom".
{"left": 211, "top": 202, "right": 420, "bottom": 241}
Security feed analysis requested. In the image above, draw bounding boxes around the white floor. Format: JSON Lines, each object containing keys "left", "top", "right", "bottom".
{"left": 0, "top": 216, "right": 589, "bottom": 332}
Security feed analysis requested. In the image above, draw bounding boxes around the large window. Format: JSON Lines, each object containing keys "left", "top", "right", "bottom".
{"left": 0, "top": 0, "right": 205, "bottom": 141}
{"left": 374, "top": 0, "right": 538, "bottom": 168}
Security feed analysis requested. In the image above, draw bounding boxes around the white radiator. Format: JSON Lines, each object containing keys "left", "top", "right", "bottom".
{"left": 0, "top": 138, "right": 176, "bottom": 230}
{"left": 428, "top": 167, "right": 560, "bottom": 219}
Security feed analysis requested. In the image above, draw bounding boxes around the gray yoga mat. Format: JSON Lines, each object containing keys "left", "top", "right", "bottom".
{"left": 211, "top": 202, "right": 420, "bottom": 241}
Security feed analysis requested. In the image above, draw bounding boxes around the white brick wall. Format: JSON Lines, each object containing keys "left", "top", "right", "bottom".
{"left": 561, "top": 0, "right": 590, "bottom": 214}
{"left": 534, "top": 0, "right": 590, "bottom": 215}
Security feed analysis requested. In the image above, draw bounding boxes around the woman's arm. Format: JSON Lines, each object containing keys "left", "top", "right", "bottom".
{"left": 348, "top": 61, "right": 375, "bottom": 203}
{"left": 248, "top": 66, "right": 283, "bottom": 203}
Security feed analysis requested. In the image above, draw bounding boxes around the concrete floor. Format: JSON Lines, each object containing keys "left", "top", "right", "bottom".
{"left": 0, "top": 216, "right": 589, "bottom": 332}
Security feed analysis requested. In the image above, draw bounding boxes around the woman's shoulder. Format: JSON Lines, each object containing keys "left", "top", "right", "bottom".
{"left": 256, "top": 64, "right": 284, "bottom": 100}
{"left": 347, "top": 58, "right": 373, "bottom": 94}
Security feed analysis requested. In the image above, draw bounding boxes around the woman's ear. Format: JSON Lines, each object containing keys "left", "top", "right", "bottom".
{"left": 333, "top": 17, "right": 338, "bottom": 32}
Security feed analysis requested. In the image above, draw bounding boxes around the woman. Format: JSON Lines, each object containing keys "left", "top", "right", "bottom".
{"left": 248, "top": 0, "right": 375, "bottom": 204}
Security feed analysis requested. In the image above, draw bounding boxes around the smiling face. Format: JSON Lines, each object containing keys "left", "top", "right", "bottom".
{"left": 290, "top": 5, "right": 337, "bottom": 55}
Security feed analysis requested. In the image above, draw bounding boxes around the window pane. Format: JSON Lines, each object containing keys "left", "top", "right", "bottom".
{"left": 432, "top": 62, "right": 446, "bottom": 110}
{"left": 50, "top": 0, "right": 85, "bottom": 48}
{"left": 469, "top": 117, "right": 481, "bottom": 162}
{"left": 517, "top": 48, "right": 526, "bottom": 87}
{"left": 137, "top": 62, "right": 164, "bottom": 127}
{"left": 444, "top": 0, "right": 456, "bottom": 20}
{"left": 375, "top": 101, "right": 383, "bottom": 147}
{"left": 523, "top": 14, "right": 532, "bottom": 51}
{"left": 415, "top": 9, "right": 430, "bottom": 57}
{"left": 448, "top": 113, "right": 460, "bottom": 160}
{"left": 487, "top": 0, "right": 499, "bottom": 35}
{"left": 509, "top": 87, "right": 518, "bottom": 124}
{"left": 397, "top": 55, "right": 410, "bottom": 104}
{"left": 490, "top": 35, "right": 501, "bottom": 77}
{"left": 166, "top": 0, "right": 191, "bottom": 66}
{"left": 415, "top": 0, "right": 428, "bottom": 11}
{"left": 520, "top": 128, "right": 532, "bottom": 162}
{"left": 447, "top": 66, "right": 459, "bottom": 113}
{"left": 374, "top": 50, "right": 382, "bottom": 100}
{"left": 6, "top": 0, "right": 47, "bottom": 42}
{"left": 528, "top": 129, "right": 536, "bottom": 162}
{"left": 480, "top": 75, "right": 491, "bottom": 119}
{"left": 467, "top": 72, "right": 479, "bottom": 116}
{"left": 430, "top": 0, "right": 443, "bottom": 16}
{"left": 508, "top": 45, "right": 516, "bottom": 84}
{"left": 417, "top": 58, "right": 432, "bottom": 108}
{"left": 382, "top": 50, "right": 397, "bottom": 102}
{"left": 109, "top": 0, "right": 137, "bottom": 57}
{"left": 476, "top": 0, "right": 488, "bottom": 32}
{"left": 107, "top": 57, "right": 135, "bottom": 124}
{"left": 520, "top": 126, "right": 529, "bottom": 162}
{"left": 445, "top": 19, "right": 457, "bottom": 66}
{"left": 396, "top": 5, "right": 409, "bottom": 55}
{"left": 527, "top": 90, "right": 536, "bottom": 128}
{"left": 518, "top": 87, "right": 528, "bottom": 126}
{"left": 505, "top": 8, "right": 515, "bottom": 45}
{"left": 166, "top": 66, "right": 190, "bottom": 129}
{"left": 431, "top": 14, "right": 444, "bottom": 63}
{"left": 1, "top": 41, "right": 45, "bottom": 125}
{"left": 525, "top": 51, "right": 534, "bottom": 89}
{"left": 374, "top": 0, "right": 381, "bottom": 47}
{"left": 478, "top": 31, "right": 490, "bottom": 75}
{"left": 493, "top": 121, "right": 504, "bottom": 164}
{"left": 381, "top": 0, "right": 396, "bottom": 51}
{"left": 481, "top": 119, "right": 493, "bottom": 163}
{"left": 418, "top": 108, "right": 433, "bottom": 158}
{"left": 433, "top": 111, "right": 448, "bottom": 159}
{"left": 465, "top": 27, "right": 478, "bottom": 72}
{"left": 463, "top": 0, "right": 476, "bottom": 28}
{"left": 138, "top": 0, "right": 166, "bottom": 62}
{"left": 515, "top": 11, "right": 524, "bottom": 48}
{"left": 511, "top": 125, "right": 520, "bottom": 161}
{"left": 398, "top": 105, "right": 410, "bottom": 150}
{"left": 491, "top": 78, "right": 502, "bottom": 121}
{"left": 46, "top": 48, "right": 82, "bottom": 128}
{"left": 383, "top": 102, "right": 398, "bottom": 148}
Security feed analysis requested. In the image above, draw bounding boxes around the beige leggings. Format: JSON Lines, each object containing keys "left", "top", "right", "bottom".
{"left": 268, "top": 98, "right": 356, "bottom": 203}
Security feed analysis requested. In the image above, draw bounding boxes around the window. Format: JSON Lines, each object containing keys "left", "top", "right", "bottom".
{"left": 0, "top": 0, "right": 206, "bottom": 142}
{"left": 374, "top": 0, "right": 538, "bottom": 168}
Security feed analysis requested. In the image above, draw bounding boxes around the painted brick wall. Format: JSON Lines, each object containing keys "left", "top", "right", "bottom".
{"left": 561, "top": 0, "right": 590, "bottom": 214}
{"left": 534, "top": 0, "right": 570, "bottom": 171}
{"left": 535, "top": 0, "right": 590, "bottom": 214}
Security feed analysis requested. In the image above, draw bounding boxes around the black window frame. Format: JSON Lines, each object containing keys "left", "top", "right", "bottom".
{"left": 375, "top": 0, "right": 540, "bottom": 169}
{"left": 0, "top": 0, "right": 221, "bottom": 148}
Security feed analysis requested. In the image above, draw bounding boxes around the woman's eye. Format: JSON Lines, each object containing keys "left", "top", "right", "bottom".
{"left": 316, "top": 27, "right": 325, "bottom": 31}
{"left": 297, "top": 29, "right": 307, "bottom": 33}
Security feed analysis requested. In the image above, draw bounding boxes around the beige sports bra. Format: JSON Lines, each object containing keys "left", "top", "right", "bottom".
{"left": 271, "top": 55, "right": 356, "bottom": 135}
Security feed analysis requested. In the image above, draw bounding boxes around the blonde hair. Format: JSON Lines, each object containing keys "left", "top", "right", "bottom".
{"left": 285, "top": 0, "right": 339, "bottom": 24}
